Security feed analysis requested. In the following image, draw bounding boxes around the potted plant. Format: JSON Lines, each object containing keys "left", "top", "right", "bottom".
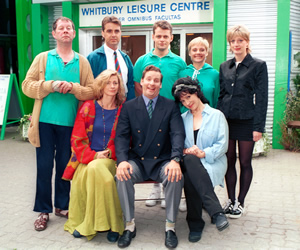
{"left": 279, "top": 53, "right": 300, "bottom": 151}
{"left": 19, "top": 113, "right": 32, "bottom": 140}
{"left": 253, "top": 133, "right": 271, "bottom": 157}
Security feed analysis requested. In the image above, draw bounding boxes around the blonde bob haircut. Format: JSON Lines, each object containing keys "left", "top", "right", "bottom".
{"left": 94, "top": 69, "right": 126, "bottom": 106}
{"left": 227, "top": 25, "right": 252, "bottom": 54}
{"left": 188, "top": 37, "right": 210, "bottom": 53}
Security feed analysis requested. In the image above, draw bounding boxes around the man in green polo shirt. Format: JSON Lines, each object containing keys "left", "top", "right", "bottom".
{"left": 22, "top": 17, "right": 94, "bottom": 231}
{"left": 133, "top": 21, "right": 187, "bottom": 209}
{"left": 134, "top": 21, "right": 186, "bottom": 100}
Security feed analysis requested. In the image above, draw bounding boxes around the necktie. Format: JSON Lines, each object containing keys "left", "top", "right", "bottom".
{"left": 114, "top": 51, "right": 121, "bottom": 75}
{"left": 148, "top": 99, "right": 153, "bottom": 119}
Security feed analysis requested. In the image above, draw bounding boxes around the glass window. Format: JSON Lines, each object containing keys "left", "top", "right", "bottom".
{"left": 93, "top": 36, "right": 103, "bottom": 50}
{"left": 121, "top": 35, "right": 145, "bottom": 65}
{"left": 170, "top": 34, "right": 180, "bottom": 56}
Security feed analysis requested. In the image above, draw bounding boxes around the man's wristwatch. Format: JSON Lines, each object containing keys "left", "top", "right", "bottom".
{"left": 172, "top": 157, "right": 180, "bottom": 163}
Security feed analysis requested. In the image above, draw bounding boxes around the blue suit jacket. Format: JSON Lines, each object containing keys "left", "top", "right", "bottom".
{"left": 87, "top": 45, "right": 135, "bottom": 100}
{"left": 115, "top": 95, "right": 185, "bottom": 180}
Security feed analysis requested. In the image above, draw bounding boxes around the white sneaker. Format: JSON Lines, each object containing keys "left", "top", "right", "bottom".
{"left": 222, "top": 199, "right": 233, "bottom": 215}
{"left": 229, "top": 200, "right": 244, "bottom": 219}
{"left": 161, "top": 189, "right": 166, "bottom": 209}
{"left": 145, "top": 184, "right": 161, "bottom": 207}
{"left": 179, "top": 199, "right": 187, "bottom": 212}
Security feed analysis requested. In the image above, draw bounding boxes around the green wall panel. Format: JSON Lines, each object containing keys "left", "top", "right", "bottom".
{"left": 32, "top": 4, "right": 49, "bottom": 58}
{"left": 63, "top": 2, "right": 79, "bottom": 52}
{"left": 273, "top": 0, "right": 290, "bottom": 149}
{"left": 212, "top": 0, "right": 227, "bottom": 71}
{"left": 15, "top": 0, "right": 33, "bottom": 114}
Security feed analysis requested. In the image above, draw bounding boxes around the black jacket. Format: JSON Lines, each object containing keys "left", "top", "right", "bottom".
{"left": 217, "top": 54, "right": 268, "bottom": 132}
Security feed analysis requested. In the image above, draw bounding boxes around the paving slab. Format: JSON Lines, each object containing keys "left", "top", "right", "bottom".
{"left": 0, "top": 126, "right": 300, "bottom": 249}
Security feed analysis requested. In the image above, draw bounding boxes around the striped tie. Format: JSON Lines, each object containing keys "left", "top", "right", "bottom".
{"left": 148, "top": 99, "right": 153, "bottom": 119}
{"left": 114, "top": 51, "right": 121, "bottom": 75}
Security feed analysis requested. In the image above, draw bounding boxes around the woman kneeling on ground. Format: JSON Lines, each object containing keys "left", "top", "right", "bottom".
{"left": 172, "top": 77, "right": 229, "bottom": 243}
{"left": 62, "top": 69, "right": 125, "bottom": 242}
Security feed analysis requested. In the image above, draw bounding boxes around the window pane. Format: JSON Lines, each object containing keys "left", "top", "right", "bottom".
{"left": 170, "top": 34, "right": 180, "bottom": 56}
{"left": 93, "top": 36, "right": 103, "bottom": 51}
{"left": 121, "top": 35, "right": 145, "bottom": 65}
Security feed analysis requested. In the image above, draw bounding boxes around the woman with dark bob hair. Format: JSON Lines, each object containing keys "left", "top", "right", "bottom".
{"left": 172, "top": 77, "right": 229, "bottom": 242}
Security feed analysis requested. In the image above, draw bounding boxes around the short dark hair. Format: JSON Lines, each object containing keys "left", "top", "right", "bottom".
{"left": 153, "top": 21, "right": 173, "bottom": 34}
{"left": 172, "top": 77, "right": 209, "bottom": 104}
{"left": 141, "top": 65, "right": 163, "bottom": 83}
{"left": 102, "top": 16, "right": 121, "bottom": 31}
{"left": 52, "top": 17, "right": 75, "bottom": 31}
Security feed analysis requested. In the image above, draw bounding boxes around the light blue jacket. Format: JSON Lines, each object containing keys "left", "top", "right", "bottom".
{"left": 182, "top": 104, "right": 229, "bottom": 187}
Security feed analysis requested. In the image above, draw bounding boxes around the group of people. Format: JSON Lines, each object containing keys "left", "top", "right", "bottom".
{"left": 22, "top": 15, "right": 268, "bottom": 249}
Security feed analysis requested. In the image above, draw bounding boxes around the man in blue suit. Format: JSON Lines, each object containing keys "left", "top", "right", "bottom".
{"left": 87, "top": 16, "right": 135, "bottom": 100}
{"left": 115, "top": 65, "right": 185, "bottom": 249}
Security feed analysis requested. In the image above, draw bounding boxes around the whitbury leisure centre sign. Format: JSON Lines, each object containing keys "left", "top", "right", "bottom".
{"left": 79, "top": 0, "right": 214, "bottom": 27}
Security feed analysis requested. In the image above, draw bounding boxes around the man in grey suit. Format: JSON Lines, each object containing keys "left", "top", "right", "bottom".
{"left": 115, "top": 65, "right": 185, "bottom": 249}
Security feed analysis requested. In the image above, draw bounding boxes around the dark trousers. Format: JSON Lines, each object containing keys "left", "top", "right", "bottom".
{"left": 182, "top": 155, "right": 223, "bottom": 232}
{"left": 33, "top": 122, "right": 72, "bottom": 213}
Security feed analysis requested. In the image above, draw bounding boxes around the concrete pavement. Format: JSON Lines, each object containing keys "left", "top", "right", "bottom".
{"left": 0, "top": 126, "right": 300, "bottom": 249}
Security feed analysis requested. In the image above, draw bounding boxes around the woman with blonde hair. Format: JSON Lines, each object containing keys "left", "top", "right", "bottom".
{"left": 217, "top": 25, "right": 268, "bottom": 218}
{"left": 63, "top": 69, "right": 125, "bottom": 242}
{"left": 180, "top": 36, "right": 219, "bottom": 110}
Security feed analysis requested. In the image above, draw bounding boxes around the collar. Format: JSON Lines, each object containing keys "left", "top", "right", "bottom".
{"left": 202, "top": 104, "right": 211, "bottom": 115}
{"left": 149, "top": 48, "right": 173, "bottom": 58}
{"left": 95, "top": 45, "right": 105, "bottom": 54}
{"left": 49, "top": 48, "right": 78, "bottom": 61}
{"left": 186, "top": 103, "right": 211, "bottom": 117}
{"left": 104, "top": 43, "right": 117, "bottom": 57}
{"left": 142, "top": 94, "right": 159, "bottom": 107}
{"left": 229, "top": 53, "right": 253, "bottom": 68}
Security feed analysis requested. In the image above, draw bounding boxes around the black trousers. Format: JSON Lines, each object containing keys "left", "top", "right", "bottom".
{"left": 182, "top": 154, "right": 223, "bottom": 232}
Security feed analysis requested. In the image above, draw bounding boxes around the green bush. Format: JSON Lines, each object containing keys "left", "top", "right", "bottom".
{"left": 279, "top": 53, "right": 300, "bottom": 152}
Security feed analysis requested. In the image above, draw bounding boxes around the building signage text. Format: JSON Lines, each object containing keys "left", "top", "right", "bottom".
{"left": 79, "top": 0, "right": 213, "bottom": 27}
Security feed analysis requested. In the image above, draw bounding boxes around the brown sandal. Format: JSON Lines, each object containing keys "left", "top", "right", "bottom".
{"left": 55, "top": 208, "right": 68, "bottom": 218}
{"left": 34, "top": 213, "right": 49, "bottom": 231}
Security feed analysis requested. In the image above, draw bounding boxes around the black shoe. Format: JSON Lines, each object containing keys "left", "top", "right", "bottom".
{"left": 212, "top": 212, "right": 229, "bottom": 231}
{"left": 117, "top": 228, "right": 136, "bottom": 248}
{"left": 107, "top": 230, "right": 119, "bottom": 243}
{"left": 165, "top": 230, "right": 178, "bottom": 249}
{"left": 73, "top": 229, "right": 83, "bottom": 238}
{"left": 188, "top": 231, "right": 202, "bottom": 243}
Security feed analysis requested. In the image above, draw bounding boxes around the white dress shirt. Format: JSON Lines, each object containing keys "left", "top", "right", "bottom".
{"left": 104, "top": 43, "right": 128, "bottom": 93}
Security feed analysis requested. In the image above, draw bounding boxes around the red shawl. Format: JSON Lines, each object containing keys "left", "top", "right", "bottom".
{"left": 62, "top": 100, "right": 122, "bottom": 180}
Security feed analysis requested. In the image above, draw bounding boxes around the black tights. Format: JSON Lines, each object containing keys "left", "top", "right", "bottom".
{"left": 225, "top": 139, "right": 255, "bottom": 205}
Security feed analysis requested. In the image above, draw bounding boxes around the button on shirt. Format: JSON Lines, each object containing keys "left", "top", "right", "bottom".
{"left": 104, "top": 44, "right": 128, "bottom": 93}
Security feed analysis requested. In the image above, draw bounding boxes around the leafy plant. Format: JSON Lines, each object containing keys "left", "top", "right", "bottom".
{"left": 279, "top": 53, "right": 300, "bottom": 151}
{"left": 18, "top": 113, "right": 32, "bottom": 140}
{"left": 253, "top": 132, "right": 271, "bottom": 157}
{"left": 19, "top": 113, "right": 32, "bottom": 126}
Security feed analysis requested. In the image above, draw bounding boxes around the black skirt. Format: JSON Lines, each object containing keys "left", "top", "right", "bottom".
{"left": 227, "top": 118, "right": 254, "bottom": 141}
